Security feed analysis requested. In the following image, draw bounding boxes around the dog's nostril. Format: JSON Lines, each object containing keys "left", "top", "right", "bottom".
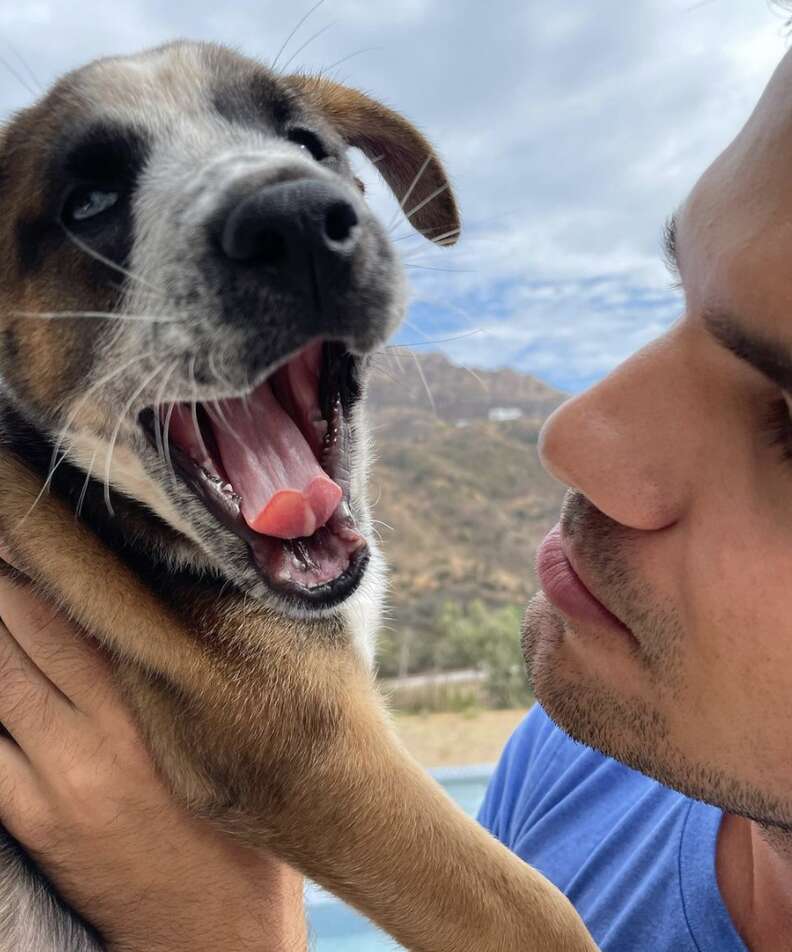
{"left": 325, "top": 202, "right": 358, "bottom": 244}
{"left": 257, "top": 229, "right": 287, "bottom": 265}
{"left": 215, "top": 180, "right": 362, "bottom": 273}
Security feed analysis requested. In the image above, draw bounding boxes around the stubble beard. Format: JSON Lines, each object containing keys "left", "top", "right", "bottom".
{"left": 522, "top": 491, "right": 792, "bottom": 834}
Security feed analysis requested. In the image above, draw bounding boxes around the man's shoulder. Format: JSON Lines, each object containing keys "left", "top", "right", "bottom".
{"left": 477, "top": 705, "right": 743, "bottom": 951}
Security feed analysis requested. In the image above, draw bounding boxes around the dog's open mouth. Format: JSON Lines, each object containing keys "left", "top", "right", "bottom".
{"left": 139, "top": 341, "right": 368, "bottom": 607}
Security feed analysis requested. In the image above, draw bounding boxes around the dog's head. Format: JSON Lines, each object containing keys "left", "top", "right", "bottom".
{"left": 0, "top": 41, "right": 458, "bottom": 629}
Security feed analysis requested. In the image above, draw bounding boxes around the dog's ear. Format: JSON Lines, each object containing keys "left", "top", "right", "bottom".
{"left": 286, "top": 75, "right": 460, "bottom": 245}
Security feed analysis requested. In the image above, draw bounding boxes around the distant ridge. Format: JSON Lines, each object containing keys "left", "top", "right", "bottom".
{"left": 366, "top": 351, "right": 568, "bottom": 666}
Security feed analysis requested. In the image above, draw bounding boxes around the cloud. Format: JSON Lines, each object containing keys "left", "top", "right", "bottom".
{"left": 399, "top": 276, "right": 682, "bottom": 393}
{"left": 0, "top": 0, "right": 788, "bottom": 391}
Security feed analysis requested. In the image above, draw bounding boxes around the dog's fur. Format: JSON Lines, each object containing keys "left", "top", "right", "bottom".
{"left": 0, "top": 42, "right": 597, "bottom": 951}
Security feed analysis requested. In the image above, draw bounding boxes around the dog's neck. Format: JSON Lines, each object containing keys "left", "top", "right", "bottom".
{"left": 0, "top": 395, "right": 222, "bottom": 600}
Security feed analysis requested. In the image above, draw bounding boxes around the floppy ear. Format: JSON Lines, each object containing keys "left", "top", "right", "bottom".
{"left": 286, "top": 75, "right": 460, "bottom": 245}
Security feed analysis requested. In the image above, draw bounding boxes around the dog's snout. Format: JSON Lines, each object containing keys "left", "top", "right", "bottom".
{"left": 216, "top": 179, "right": 360, "bottom": 273}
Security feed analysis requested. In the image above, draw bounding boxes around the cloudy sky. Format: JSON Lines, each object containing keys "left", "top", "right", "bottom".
{"left": 1, "top": 1, "right": 790, "bottom": 392}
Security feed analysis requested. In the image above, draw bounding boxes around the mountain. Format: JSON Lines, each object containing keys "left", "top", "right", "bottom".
{"left": 365, "top": 351, "right": 568, "bottom": 672}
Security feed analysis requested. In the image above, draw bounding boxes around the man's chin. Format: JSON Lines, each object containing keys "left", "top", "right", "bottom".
{"left": 521, "top": 592, "right": 564, "bottom": 683}
{"left": 521, "top": 592, "right": 668, "bottom": 771}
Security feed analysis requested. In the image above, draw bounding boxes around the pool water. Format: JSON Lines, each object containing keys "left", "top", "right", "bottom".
{"left": 306, "top": 765, "right": 494, "bottom": 951}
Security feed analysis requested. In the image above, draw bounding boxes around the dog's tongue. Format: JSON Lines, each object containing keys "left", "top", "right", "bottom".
{"left": 210, "top": 383, "right": 342, "bottom": 539}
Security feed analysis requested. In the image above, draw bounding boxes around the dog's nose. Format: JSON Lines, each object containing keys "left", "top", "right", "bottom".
{"left": 216, "top": 179, "right": 360, "bottom": 278}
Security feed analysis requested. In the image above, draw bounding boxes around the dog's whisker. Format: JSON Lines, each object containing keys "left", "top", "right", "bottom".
{"left": 74, "top": 448, "right": 97, "bottom": 522}
{"left": 388, "top": 154, "right": 433, "bottom": 233}
{"left": 61, "top": 226, "right": 168, "bottom": 300}
{"left": 5, "top": 40, "right": 42, "bottom": 93}
{"left": 280, "top": 21, "right": 337, "bottom": 74}
{"left": 271, "top": 0, "right": 326, "bottom": 72}
{"left": 389, "top": 336, "right": 489, "bottom": 393}
{"left": 386, "top": 345, "right": 405, "bottom": 375}
{"left": 386, "top": 331, "right": 483, "bottom": 350}
{"left": 52, "top": 355, "right": 155, "bottom": 461}
{"left": 241, "top": 373, "right": 257, "bottom": 423}
{"left": 104, "top": 360, "right": 170, "bottom": 517}
{"left": 458, "top": 363, "right": 488, "bottom": 391}
{"left": 17, "top": 351, "right": 159, "bottom": 530}
{"left": 367, "top": 356, "right": 401, "bottom": 386}
{"left": 153, "top": 361, "right": 179, "bottom": 471}
{"left": 390, "top": 223, "right": 459, "bottom": 243}
{"left": 11, "top": 310, "right": 183, "bottom": 324}
{"left": 399, "top": 228, "right": 462, "bottom": 258}
{"left": 205, "top": 398, "right": 248, "bottom": 452}
{"left": 391, "top": 232, "right": 424, "bottom": 244}
{"left": 400, "top": 317, "right": 481, "bottom": 344}
{"left": 163, "top": 400, "right": 179, "bottom": 490}
{"left": 321, "top": 46, "right": 384, "bottom": 73}
{"left": 410, "top": 292, "right": 486, "bottom": 329}
{"left": 189, "top": 354, "right": 212, "bottom": 463}
{"left": 402, "top": 182, "right": 450, "bottom": 225}
{"left": 207, "top": 346, "right": 255, "bottom": 423}
{"left": 0, "top": 52, "right": 37, "bottom": 97}
{"left": 207, "top": 347, "right": 232, "bottom": 393}
{"left": 405, "top": 263, "right": 476, "bottom": 274}
{"left": 404, "top": 349, "right": 437, "bottom": 417}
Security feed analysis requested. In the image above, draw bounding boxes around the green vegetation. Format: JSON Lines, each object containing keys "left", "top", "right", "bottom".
{"left": 378, "top": 600, "right": 533, "bottom": 712}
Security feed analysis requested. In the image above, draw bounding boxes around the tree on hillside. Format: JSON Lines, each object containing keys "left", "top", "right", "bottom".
{"left": 434, "top": 600, "right": 532, "bottom": 709}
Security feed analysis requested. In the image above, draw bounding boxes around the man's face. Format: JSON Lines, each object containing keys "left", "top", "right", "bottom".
{"left": 524, "top": 47, "right": 792, "bottom": 828}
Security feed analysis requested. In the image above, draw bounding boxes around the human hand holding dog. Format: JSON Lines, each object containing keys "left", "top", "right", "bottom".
{"left": 0, "top": 563, "right": 307, "bottom": 952}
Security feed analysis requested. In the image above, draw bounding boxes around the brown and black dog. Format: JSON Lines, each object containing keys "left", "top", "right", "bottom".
{"left": 0, "top": 41, "right": 597, "bottom": 952}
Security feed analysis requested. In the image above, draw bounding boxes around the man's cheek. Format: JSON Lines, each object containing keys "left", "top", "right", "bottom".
{"left": 681, "top": 549, "right": 792, "bottom": 727}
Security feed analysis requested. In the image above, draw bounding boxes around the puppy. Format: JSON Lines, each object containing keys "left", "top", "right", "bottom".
{"left": 0, "top": 42, "right": 597, "bottom": 952}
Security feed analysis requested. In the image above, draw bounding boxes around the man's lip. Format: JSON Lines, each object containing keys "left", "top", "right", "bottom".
{"left": 536, "top": 523, "right": 634, "bottom": 637}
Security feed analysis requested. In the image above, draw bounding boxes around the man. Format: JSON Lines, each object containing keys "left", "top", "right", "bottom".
{"left": 479, "top": 39, "right": 792, "bottom": 951}
{"left": 1, "top": 26, "right": 791, "bottom": 952}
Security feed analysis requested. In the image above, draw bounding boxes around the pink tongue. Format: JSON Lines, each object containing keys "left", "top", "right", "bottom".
{"left": 210, "top": 383, "right": 342, "bottom": 539}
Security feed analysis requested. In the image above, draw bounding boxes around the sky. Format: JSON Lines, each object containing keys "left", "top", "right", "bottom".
{"left": 0, "top": 1, "right": 790, "bottom": 393}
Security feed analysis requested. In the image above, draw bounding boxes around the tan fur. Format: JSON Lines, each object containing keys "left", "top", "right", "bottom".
{"left": 0, "top": 455, "right": 596, "bottom": 950}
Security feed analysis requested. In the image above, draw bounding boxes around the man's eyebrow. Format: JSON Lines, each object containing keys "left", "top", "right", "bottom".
{"left": 704, "top": 310, "right": 792, "bottom": 393}
{"left": 662, "top": 212, "right": 680, "bottom": 279}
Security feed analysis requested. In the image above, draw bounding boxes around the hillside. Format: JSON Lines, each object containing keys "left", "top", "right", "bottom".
{"left": 366, "top": 351, "right": 568, "bottom": 675}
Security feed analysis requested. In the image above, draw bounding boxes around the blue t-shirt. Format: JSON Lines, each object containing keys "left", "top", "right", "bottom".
{"left": 477, "top": 705, "right": 746, "bottom": 951}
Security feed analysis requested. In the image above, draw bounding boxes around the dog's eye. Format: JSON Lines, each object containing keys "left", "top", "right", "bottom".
{"left": 287, "top": 128, "right": 329, "bottom": 162}
{"left": 62, "top": 187, "right": 120, "bottom": 225}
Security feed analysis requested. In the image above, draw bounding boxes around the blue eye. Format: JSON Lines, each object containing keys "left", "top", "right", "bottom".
{"left": 63, "top": 187, "right": 120, "bottom": 224}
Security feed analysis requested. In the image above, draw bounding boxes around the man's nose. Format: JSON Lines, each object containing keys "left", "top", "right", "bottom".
{"left": 214, "top": 178, "right": 360, "bottom": 285}
{"left": 538, "top": 329, "right": 697, "bottom": 532}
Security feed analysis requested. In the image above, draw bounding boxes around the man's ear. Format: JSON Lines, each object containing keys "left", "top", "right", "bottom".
{"left": 286, "top": 75, "right": 460, "bottom": 245}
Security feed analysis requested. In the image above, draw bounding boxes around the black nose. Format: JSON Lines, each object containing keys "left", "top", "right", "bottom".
{"left": 216, "top": 179, "right": 360, "bottom": 280}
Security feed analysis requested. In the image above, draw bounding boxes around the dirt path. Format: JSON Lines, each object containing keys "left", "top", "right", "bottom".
{"left": 393, "top": 707, "right": 531, "bottom": 768}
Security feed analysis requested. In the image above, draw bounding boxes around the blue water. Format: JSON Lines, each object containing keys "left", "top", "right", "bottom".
{"left": 306, "top": 765, "right": 494, "bottom": 951}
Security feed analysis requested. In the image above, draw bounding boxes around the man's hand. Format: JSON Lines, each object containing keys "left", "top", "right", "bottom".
{"left": 0, "top": 559, "right": 307, "bottom": 952}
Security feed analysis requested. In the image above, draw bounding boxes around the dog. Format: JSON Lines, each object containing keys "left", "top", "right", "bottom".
{"left": 0, "top": 41, "right": 598, "bottom": 951}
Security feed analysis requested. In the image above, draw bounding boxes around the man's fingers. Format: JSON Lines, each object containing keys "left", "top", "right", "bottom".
{"left": 0, "top": 735, "right": 53, "bottom": 854}
{"left": 0, "top": 574, "right": 114, "bottom": 714}
{"left": 0, "top": 615, "right": 78, "bottom": 757}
